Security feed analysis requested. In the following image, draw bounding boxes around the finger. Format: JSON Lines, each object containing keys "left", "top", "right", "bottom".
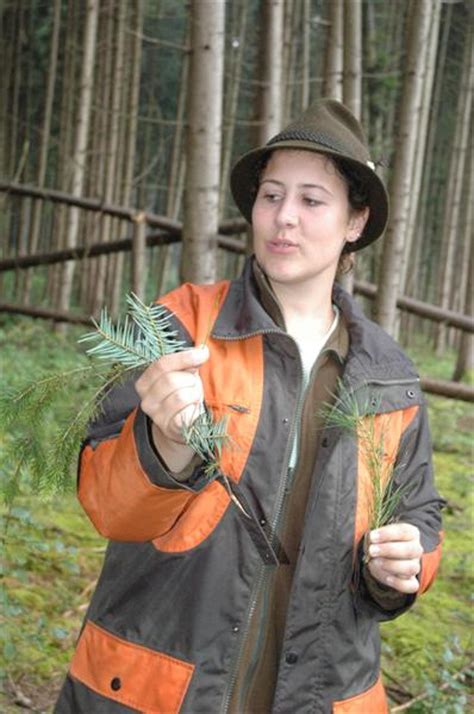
{"left": 142, "top": 383, "right": 203, "bottom": 428}
{"left": 367, "top": 560, "right": 420, "bottom": 594}
{"left": 136, "top": 345, "right": 209, "bottom": 392}
{"left": 367, "top": 540, "right": 423, "bottom": 560}
{"left": 369, "top": 523, "right": 420, "bottom": 544}
{"left": 368, "top": 557, "right": 421, "bottom": 579}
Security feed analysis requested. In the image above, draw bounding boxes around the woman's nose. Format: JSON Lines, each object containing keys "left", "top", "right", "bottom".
{"left": 276, "top": 198, "right": 298, "bottom": 227}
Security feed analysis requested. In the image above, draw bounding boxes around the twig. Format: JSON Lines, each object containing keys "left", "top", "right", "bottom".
{"left": 7, "top": 674, "right": 33, "bottom": 709}
{"left": 62, "top": 578, "right": 98, "bottom": 618}
{"left": 390, "top": 659, "right": 474, "bottom": 712}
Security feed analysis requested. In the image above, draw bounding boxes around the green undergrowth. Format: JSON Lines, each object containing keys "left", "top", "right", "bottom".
{"left": 1, "top": 319, "right": 473, "bottom": 711}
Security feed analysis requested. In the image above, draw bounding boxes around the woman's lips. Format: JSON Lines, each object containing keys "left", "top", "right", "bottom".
{"left": 267, "top": 239, "right": 298, "bottom": 254}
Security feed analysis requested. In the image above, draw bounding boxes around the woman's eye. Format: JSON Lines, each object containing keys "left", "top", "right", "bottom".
{"left": 262, "top": 192, "right": 281, "bottom": 203}
{"left": 303, "top": 197, "right": 322, "bottom": 207}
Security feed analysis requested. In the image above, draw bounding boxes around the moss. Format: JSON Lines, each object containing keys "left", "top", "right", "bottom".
{"left": 381, "top": 415, "right": 473, "bottom": 705}
{"left": 1, "top": 321, "right": 472, "bottom": 710}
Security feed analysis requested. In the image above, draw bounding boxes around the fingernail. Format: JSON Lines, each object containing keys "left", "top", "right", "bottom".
{"left": 371, "top": 530, "right": 380, "bottom": 542}
{"left": 191, "top": 345, "right": 209, "bottom": 363}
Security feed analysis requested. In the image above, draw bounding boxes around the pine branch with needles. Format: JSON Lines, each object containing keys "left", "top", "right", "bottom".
{"left": 0, "top": 294, "right": 229, "bottom": 501}
{"left": 321, "top": 380, "right": 410, "bottom": 541}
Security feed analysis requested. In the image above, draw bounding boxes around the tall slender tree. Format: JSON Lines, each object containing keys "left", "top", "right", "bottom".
{"left": 343, "top": 0, "right": 362, "bottom": 120}
{"left": 22, "top": 0, "right": 61, "bottom": 304}
{"left": 57, "top": 0, "right": 99, "bottom": 314}
{"left": 435, "top": 31, "right": 473, "bottom": 353}
{"left": 375, "top": 0, "right": 433, "bottom": 336}
{"left": 340, "top": 0, "right": 362, "bottom": 294}
{"left": 258, "top": 0, "right": 284, "bottom": 142}
{"left": 401, "top": 0, "right": 441, "bottom": 300}
{"left": 323, "top": 0, "right": 343, "bottom": 100}
{"left": 181, "top": 0, "right": 225, "bottom": 284}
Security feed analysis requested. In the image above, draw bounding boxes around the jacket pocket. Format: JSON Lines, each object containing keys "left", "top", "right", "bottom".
{"left": 332, "top": 674, "right": 388, "bottom": 713}
{"left": 69, "top": 621, "right": 194, "bottom": 713}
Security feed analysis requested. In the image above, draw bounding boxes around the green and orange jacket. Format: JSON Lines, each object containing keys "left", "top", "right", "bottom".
{"left": 55, "top": 258, "right": 444, "bottom": 714}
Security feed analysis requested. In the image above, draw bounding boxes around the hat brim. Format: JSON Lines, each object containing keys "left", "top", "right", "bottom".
{"left": 230, "top": 141, "right": 389, "bottom": 253}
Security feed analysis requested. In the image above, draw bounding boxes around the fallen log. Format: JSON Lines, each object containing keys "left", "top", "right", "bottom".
{"left": 355, "top": 281, "right": 474, "bottom": 332}
{"left": 420, "top": 377, "right": 474, "bottom": 403}
{"left": 0, "top": 303, "right": 92, "bottom": 326}
{"left": 0, "top": 232, "right": 246, "bottom": 272}
{"left": 0, "top": 245, "right": 470, "bottom": 332}
{"left": 0, "top": 181, "right": 182, "bottom": 233}
{"left": 1, "top": 301, "right": 472, "bottom": 402}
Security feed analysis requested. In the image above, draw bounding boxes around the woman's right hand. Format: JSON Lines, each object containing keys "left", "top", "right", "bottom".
{"left": 135, "top": 345, "right": 210, "bottom": 472}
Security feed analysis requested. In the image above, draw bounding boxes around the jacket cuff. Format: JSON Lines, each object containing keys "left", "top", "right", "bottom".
{"left": 361, "top": 563, "right": 416, "bottom": 615}
{"left": 133, "top": 408, "right": 214, "bottom": 492}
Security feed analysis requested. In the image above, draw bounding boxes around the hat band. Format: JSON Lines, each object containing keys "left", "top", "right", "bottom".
{"left": 267, "top": 128, "right": 349, "bottom": 156}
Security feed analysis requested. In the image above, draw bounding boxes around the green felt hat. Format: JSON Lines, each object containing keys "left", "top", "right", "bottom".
{"left": 230, "top": 98, "right": 389, "bottom": 252}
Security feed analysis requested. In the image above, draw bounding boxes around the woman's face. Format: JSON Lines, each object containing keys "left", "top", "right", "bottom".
{"left": 251, "top": 150, "right": 368, "bottom": 295}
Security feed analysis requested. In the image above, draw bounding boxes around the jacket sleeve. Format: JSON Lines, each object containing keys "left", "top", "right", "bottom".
{"left": 77, "top": 375, "right": 213, "bottom": 542}
{"left": 360, "top": 402, "right": 445, "bottom": 619}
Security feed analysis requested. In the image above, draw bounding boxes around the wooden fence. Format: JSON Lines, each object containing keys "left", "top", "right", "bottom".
{"left": 1, "top": 181, "right": 473, "bottom": 402}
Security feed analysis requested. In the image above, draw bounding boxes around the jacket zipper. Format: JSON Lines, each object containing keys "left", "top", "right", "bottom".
{"left": 219, "top": 329, "right": 304, "bottom": 714}
{"left": 217, "top": 324, "right": 421, "bottom": 710}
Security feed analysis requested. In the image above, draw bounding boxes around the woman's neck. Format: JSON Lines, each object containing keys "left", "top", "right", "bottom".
{"left": 269, "top": 279, "right": 335, "bottom": 342}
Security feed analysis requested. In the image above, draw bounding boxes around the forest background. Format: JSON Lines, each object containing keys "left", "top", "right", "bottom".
{"left": 0, "top": 0, "right": 473, "bottom": 711}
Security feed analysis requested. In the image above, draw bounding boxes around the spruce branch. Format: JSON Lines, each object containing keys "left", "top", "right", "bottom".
{"left": 182, "top": 409, "right": 230, "bottom": 477}
{"left": 78, "top": 293, "right": 185, "bottom": 367}
{"left": 1, "top": 294, "right": 229, "bottom": 501}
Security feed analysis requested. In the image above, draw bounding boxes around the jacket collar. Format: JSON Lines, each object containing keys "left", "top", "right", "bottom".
{"left": 213, "top": 256, "right": 347, "bottom": 361}
{"left": 212, "top": 256, "right": 418, "bottom": 385}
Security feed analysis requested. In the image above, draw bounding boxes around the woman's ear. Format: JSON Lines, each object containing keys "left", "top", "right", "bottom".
{"left": 346, "top": 207, "right": 370, "bottom": 244}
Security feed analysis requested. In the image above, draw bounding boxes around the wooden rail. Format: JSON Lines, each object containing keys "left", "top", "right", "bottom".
{"left": 1, "top": 180, "right": 472, "bottom": 334}
{"left": 1, "top": 299, "right": 472, "bottom": 402}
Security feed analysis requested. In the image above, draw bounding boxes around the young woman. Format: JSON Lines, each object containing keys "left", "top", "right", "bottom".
{"left": 55, "top": 100, "right": 443, "bottom": 713}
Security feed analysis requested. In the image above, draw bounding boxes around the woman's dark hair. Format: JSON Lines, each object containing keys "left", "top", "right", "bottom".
{"left": 330, "top": 156, "right": 370, "bottom": 214}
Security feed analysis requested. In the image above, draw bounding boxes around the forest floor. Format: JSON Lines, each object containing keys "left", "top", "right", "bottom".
{"left": 0, "top": 317, "right": 472, "bottom": 713}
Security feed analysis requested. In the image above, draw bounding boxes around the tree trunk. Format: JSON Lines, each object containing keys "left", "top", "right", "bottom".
{"left": 49, "top": 0, "right": 77, "bottom": 308}
{"left": 414, "top": 0, "right": 452, "bottom": 307}
{"left": 258, "top": 0, "right": 284, "bottom": 142}
{"left": 158, "top": 20, "right": 190, "bottom": 296}
{"left": 284, "top": 0, "right": 302, "bottom": 119}
{"left": 343, "top": 0, "right": 362, "bottom": 121}
{"left": 181, "top": 0, "right": 225, "bottom": 284}
{"left": 401, "top": 0, "right": 441, "bottom": 297}
{"left": 281, "top": 0, "right": 294, "bottom": 123}
{"left": 452, "top": 238, "right": 473, "bottom": 382}
{"left": 219, "top": 0, "right": 248, "bottom": 215}
{"left": 323, "top": 0, "right": 343, "bottom": 101}
{"left": 123, "top": 0, "right": 144, "bottom": 300}
{"left": 435, "top": 31, "right": 473, "bottom": 353}
{"left": 375, "top": 0, "right": 433, "bottom": 336}
{"left": 84, "top": 2, "right": 114, "bottom": 314}
{"left": 57, "top": 0, "right": 99, "bottom": 314}
{"left": 339, "top": 0, "right": 362, "bottom": 295}
{"left": 301, "top": 0, "right": 311, "bottom": 110}
{"left": 94, "top": 0, "right": 127, "bottom": 317}
{"left": 23, "top": 0, "right": 61, "bottom": 303}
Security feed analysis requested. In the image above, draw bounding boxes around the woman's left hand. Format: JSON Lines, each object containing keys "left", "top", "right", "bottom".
{"left": 366, "top": 523, "right": 423, "bottom": 594}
